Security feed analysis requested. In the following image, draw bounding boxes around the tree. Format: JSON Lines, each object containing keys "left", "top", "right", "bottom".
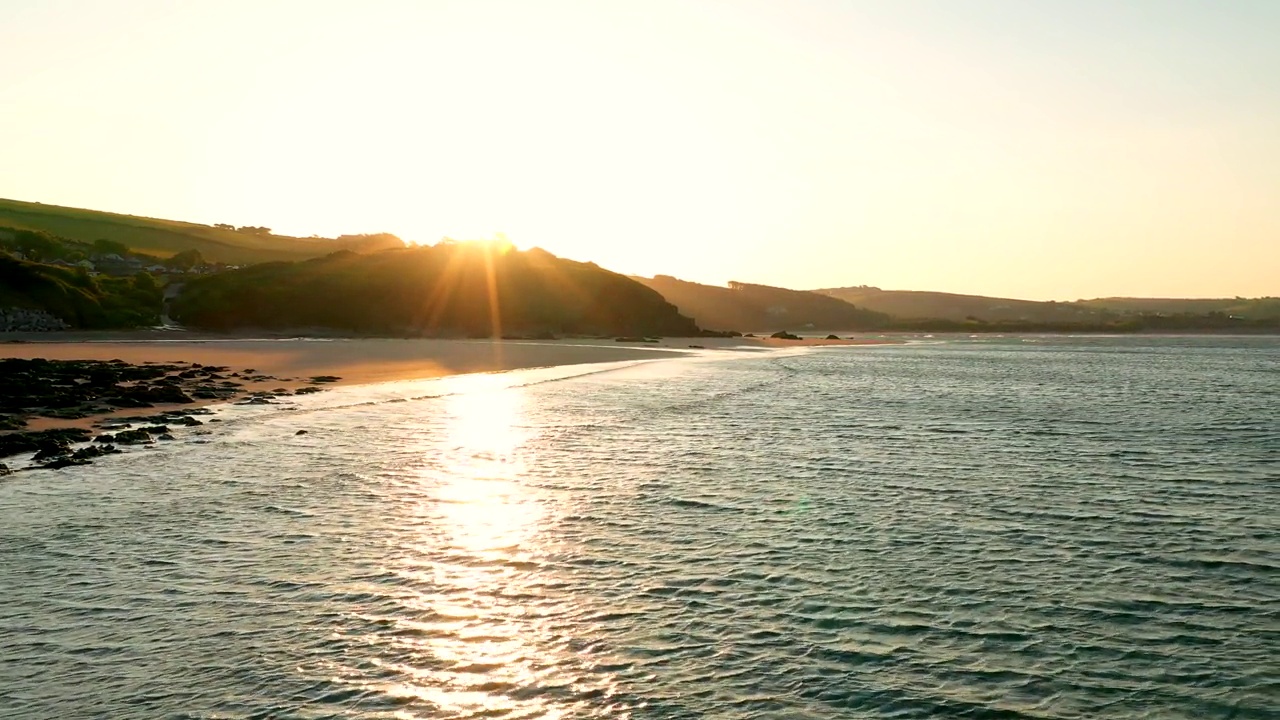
{"left": 133, "top": 272, "right": 158, "bottom": 293}
{"left": 169, "top": 249, "right": 205, "bottom": 270}
{"left": 12, "top": 229, "right": 61, "bottom": 261}
{"left": 91, "top": 238, "right": 130, "bottom": 256}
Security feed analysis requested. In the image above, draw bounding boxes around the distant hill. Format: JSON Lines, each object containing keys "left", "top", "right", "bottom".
{"left": 816, "top": 286, "right": 1280, "bottom": 322}
{"left": 0, "top": 198, "right": 403, "bottom": 265}
{"left": 633, "top": 275, "right": 889, "bottom": 332}
{"left": 814, "top": 286, "right": 1104, "bottom": 322}
{"left": 1075, "top": 297, "right": 1280, "bottom": 320}
{"left": 173, "top": 243, "right": 701, "bottom": 337}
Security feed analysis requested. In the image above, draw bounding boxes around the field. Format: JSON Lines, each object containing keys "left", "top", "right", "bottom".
{"left": 0, "top": 198, "right": 342, "bottom": 265}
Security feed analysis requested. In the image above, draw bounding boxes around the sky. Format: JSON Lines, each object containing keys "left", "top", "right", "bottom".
{"left": 2, "top": 0, "right": 1277, "bottom": 300}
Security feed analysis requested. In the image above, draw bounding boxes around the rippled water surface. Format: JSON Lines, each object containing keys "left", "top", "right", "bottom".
{"left": 2, "top": 336, "right": 1277, "bottom": 719}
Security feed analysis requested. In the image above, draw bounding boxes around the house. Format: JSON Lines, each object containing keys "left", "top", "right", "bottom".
{"left": 94, "top": 255, "right": 144, "bottom": 276}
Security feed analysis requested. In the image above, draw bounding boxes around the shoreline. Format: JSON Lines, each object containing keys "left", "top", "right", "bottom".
{"left": 0, "top": 334, "right": 903, "bottom": 470}
{"left": 0, "top": 338, "right": 691, "bottom": 435}
{"left": 0, "top": 332, "right": 901, "bottom": 392}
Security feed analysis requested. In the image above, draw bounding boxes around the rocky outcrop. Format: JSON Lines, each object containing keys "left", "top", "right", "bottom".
{"left": 0, "top": 307, "right": 68, "bottom": 332}
{"left": 0, "top": 429, "right": 93, "bottom": 459}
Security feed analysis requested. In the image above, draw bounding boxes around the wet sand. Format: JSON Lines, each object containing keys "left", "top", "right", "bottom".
{"left": 1, "top": 333, "right": 899, "bottom": 439}
{"left": 0, "top": 333, "right": 898, "bottom": 388}
{"left": 0, "top": 338, "right": 687, "bottom": 388}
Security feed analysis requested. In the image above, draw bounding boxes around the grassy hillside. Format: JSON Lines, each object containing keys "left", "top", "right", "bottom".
{"left": 1076, "top": 297, "right": 1280, "bottom": 319}
{"left": 0, "top": 198, "right": 401, "bottom": 265}
{"left": 0, "top": 256, "right": 161, "bottom": 328}
{"left": 634, "top": 275, "right": 889, "bottom": 332}
{"left": 173, "top": 243, "right": 701, "bottom": 337}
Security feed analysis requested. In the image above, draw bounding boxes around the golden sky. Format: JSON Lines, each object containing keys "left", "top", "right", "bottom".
{"left": 2, "top": 0, "right": 1277, "bottom": 299}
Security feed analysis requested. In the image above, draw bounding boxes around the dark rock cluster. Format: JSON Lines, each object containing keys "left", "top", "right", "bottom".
{"left": 0, "top": 358, "right": 323, "bottom": 425}
{"left": 0, "top": 428, "right": 93, "bottom": 459}
{"left": 0, "top": 358, "right": 333, "bottom": 473}
{"left": 0, "top": 307, "right": 69, "bottom": 332}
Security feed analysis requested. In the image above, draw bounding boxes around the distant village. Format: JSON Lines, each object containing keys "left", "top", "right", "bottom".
{"left": 0, "top": 227, "right": 234, "bottom": 280}
{"left": 20, "top": 252, "right": 234, "bottom": 278}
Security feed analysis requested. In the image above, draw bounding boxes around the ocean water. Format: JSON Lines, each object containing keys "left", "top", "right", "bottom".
{"left": 1, "top": 335, "right": 1276, "bottom": 719}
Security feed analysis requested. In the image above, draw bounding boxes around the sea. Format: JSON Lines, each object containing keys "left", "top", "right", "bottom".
{"left": 1, "top": 335, "right": 1276, "bottom": 720}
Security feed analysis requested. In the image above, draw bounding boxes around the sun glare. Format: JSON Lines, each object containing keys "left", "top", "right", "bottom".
{"left": 371, "top": 382, "right": 570, "bottom": 716}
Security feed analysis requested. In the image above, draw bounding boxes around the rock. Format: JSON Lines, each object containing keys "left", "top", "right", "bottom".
{"left": 31, "top": 443, "right": 70, "bottom": 462}
{"left": 137, "top": 384, "right": 195, "bottom": 404}
{"left": 71, "top": 444, "right": 119, "bottom": 461}
{"left": 0, "top": 463, "right": 10, "bottom": 476}
{"left": 0, "top": 307, "right": 69, "bottom": 332}
{"left": 688, "top": 345, "right": 706, "bottom": 349}
{"left": 770, "top": 331, "right": 801, "bottom": 340}
{"left": 0, "top": 429, "right": 92, "bottom": 459}
{"left": 825, "top": 334, "right": 841, "bottom": 340}
{"left": 294, "top": 386, "right": 324, "bottom": 395}
{"left": 295, "top": 429, "right": 308, "bottom": 435}
{"left": 309, "top": 375, "right": 341, "bottom": 383}
{"left": 110, "top": 428, "right": 155, "bottom": 445}
{"left": 36, "top": 457, "right": 89, "bottom": 470}
{"left": 171, "top": 416, "right": 203, "bottom": 426}
{"left": 103, "top": 396, "right": 154, "bottom": 409}
{"left": 38, "top": 407, "right": 94, "bottom": 420}
{"left": 157, "top": 434, "right": 176, "bottom": 441}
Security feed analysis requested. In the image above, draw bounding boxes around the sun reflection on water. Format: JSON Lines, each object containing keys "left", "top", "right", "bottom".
{"left": 349, "top": 379, "right": 619, "bottom": 718}
{"left": 436, "top": 385, "right": 539, "bottom": 554}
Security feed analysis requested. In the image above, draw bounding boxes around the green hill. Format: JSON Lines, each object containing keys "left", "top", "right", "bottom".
{"left": 173, "top": 243, "right": 701, "bottom": 337}
{"left": 1075, "top": 297, "right": 1280, "bottom": 320}
{"left": 0, "top": 256, "right": 161, "bottom": 328}
{"left": 633, "top": 275, "right": 889, "bottom": 332}
{"left": 0, "top": 198, "right": 402, "bottom": 265}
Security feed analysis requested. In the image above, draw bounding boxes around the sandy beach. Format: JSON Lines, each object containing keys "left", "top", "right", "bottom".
{"left": 1, "top": 337, "right": 686, "bottom": 387}
{"left": 0, "top": 332, "right": 896, "bottom": 386}
{"left": 0, "top": 337, "right": 686, "bottom": 431}
{"left": 0, "top": 333, "right": 899, "bottom": 434}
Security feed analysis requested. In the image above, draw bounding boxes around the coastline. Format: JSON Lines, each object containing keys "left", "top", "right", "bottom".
{"left": 0, "top": 332, "right": 898, "bottom": 387}
{"left": 0, "top": 333, "right": 900, "bottom": 445}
